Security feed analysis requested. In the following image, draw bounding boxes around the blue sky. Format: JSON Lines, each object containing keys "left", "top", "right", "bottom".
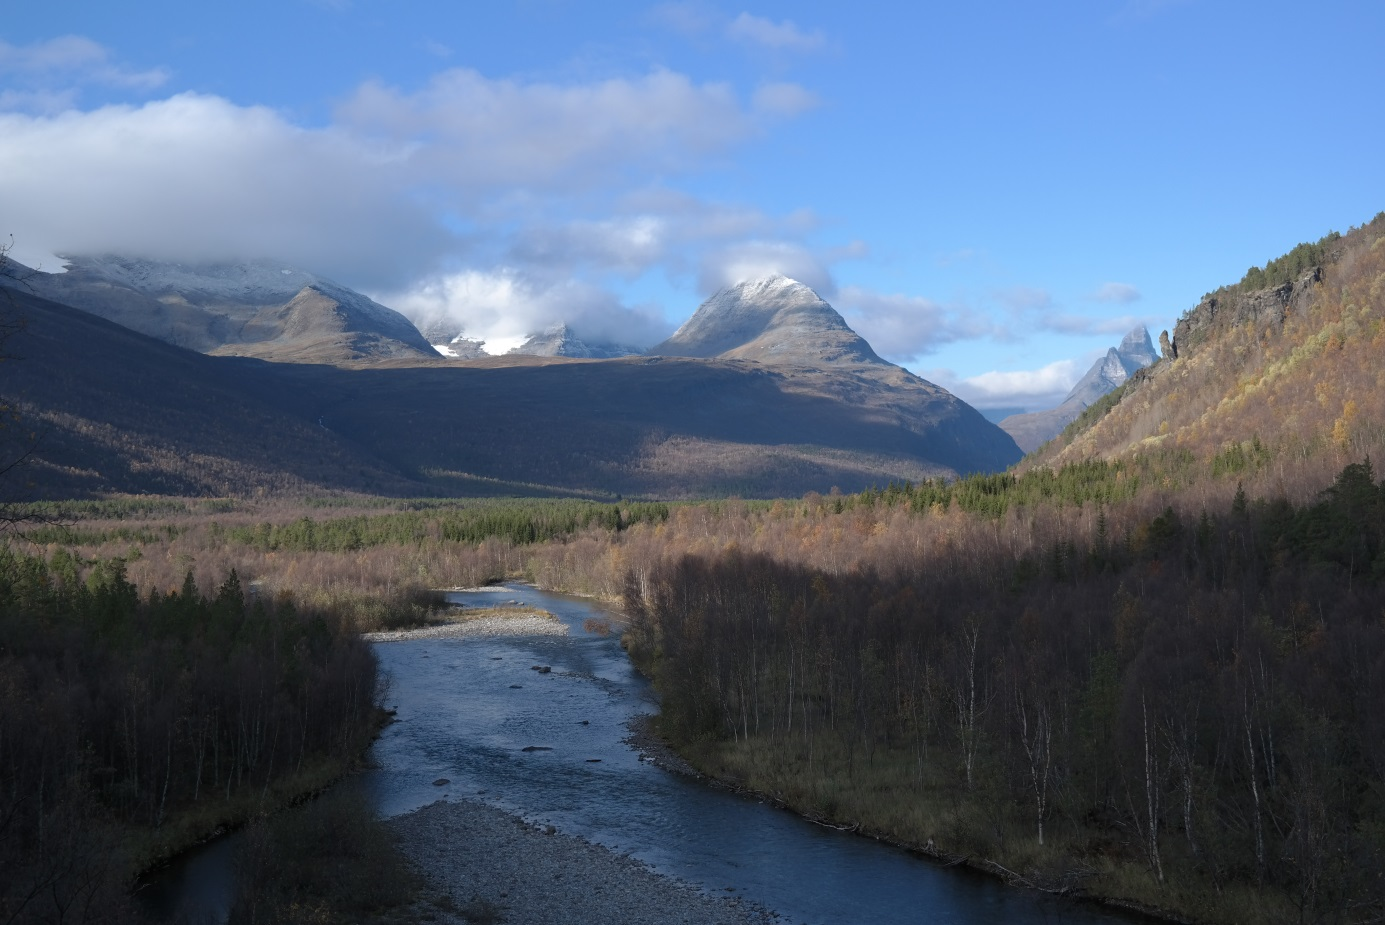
{"left": 3, "top": 2, "right": 1383, "bottom": 411}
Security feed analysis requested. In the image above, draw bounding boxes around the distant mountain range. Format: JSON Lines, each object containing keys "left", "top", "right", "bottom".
{"left": 9, "top": 255, "right": 435, "bottom": 363}
{"left": 0, "top": 261, "right": 1022, "bottom": 499}
{"left": 998, "top": 327, "right": 1158, "bottom": 453}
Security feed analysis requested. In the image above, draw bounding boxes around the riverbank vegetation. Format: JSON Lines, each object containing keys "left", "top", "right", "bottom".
{"left": 229, "top": 788, "right": 421, "bottom": 925}
{"left": 620, "top": 462, "right": 1385, "bottom": 924}
{"left": 8, "top": 457, "right": 1385, "bottom": 922}
{"left": 0, "top": 550, "right": 382, "bottom": 923}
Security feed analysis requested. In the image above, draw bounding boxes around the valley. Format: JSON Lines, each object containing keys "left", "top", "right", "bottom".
{"left": 2, "top": 216, "right": 1384, "bottom": 925}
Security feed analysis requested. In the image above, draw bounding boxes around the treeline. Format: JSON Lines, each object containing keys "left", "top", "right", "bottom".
{"left": 0, "top": 550, "right": 380, "bottom": 924}
{"left": 1239, "top": 230, "right": 1343, "bottom": 292}
{"left": 846, "top": 458, "right": 1139, "bottom": 518}
{"left": 212, "top": 499, "right": 671, "bottom": 553}
{"left": 624, "top": 461, "right": 1385, "bottom": 924}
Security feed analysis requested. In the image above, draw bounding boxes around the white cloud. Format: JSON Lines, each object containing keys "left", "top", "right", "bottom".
{"left": 752, "top": 82, "right": 820, "bottom": 117}
{"left": 0, "top": 35, "right": 168, "bottom": 89}
{"left": 336, "top": 67, "right": 784, "bottom": 190}
{"left": 995, "top": 285, "right": 1054, "bottom": 313}
{"left": 1090, "top": 281, "right": 1141, "bottom": 303}
{"left": 0, "top": 36, "right": 169, "bottom": 114}
{"left": 991, "top": 283, "right": 1143, "bottom": 338}
{"left": 726, "top": 13, "right": 826, "bottom": 52}
{"left": 699, "top": 241, "right": 834, "bottom": 294}
{"left": 0, "top": 40, "right": 828, "bottom": 338}
{"left": 1039, "top": 312, "right": 1144, "bottom": 336}
{"left": 836, "top": 286, "right": 997, "bottom": 361}
{"left": 648, "top": 1, "right": 720, "bottom": 37}
{"left": 0, "top": 57, "right": 821, "bottom": 291}
{"left": 0, "top": 94, "right": 442, "bottom": 286}
{"left": 508, "top": 196, "right": 811, "bottom": 279}
{"left": 511, "top": 216, "right": 669, "bottom": 276}
{"left": 926, "top": 360, "right": 1081, "bottom": 410}
{"left": 378, "top": 268, "right": 671, "bottom": 351}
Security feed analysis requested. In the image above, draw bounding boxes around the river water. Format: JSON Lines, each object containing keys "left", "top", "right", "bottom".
{"left": 145, "top": 584, "right": 1156, "bottom": 924}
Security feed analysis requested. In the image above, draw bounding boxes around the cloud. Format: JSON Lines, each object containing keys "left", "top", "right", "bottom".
{"left": 422, "top": 39, "right": 452, "bottom": 58}
{"left": 336, "top": 67, "right": 790, "bottom": 190}
{"left": 726, "top": 13, "right": 826, "bottom": 52}
{"left": 510, "top": 216, "right": 671, "bottom": 276}
{"left": 994, "top": 285, "right": 1054, "bottom": 313}
{"left": 0, "top": 36, "right": 169, "bottom": 113}
{"left": 648, "top": 1, "right": 720, "bottom": 37}
{"left": 836, "top": 286, "right": 998, "bottom": 361}
{"left": 507, "top": 195, "right": 810, "bottom": 280}
{"left": 926, "top": 360, "right": 1081, "bottom": 410}
{"left": 1090, "top": 281, "right": 1141, "bottom": 303}
{"left": 0, "top": 40, "right": 831, "bottom": 346}
{"left": 0, "top": 94, "right": 443, "bottom": 286}
{"left": 378, "top": 268, "right": 672, "bottom": 352}
{"left": 0, "top": 57, "right": 820, "bottom": 290}
{"left": 751, "top": 82, "right": 820, "bottom": 117}
{"left": 934, "top": 248, "right": 979, "bottom": 268}
{"left": 698, "top": 241, "right": 834, "bottom": 294}
{"left": 1039, "top": 312, "right": 1144, "bottom": 336}
{"left": 990, "top": 283, "right": 1143, "bottom": 338}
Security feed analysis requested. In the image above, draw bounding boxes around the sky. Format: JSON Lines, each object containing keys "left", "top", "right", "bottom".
{"left": 2, "top": 1, "right": 1383, "bottom": 412}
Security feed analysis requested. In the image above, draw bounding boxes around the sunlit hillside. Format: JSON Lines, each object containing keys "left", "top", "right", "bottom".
{"left": 1026, "top": 211, "right": 1385, "bottom": 507}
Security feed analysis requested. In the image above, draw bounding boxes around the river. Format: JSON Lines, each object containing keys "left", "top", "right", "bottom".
{"left": 144, "top": 584, "right": 1158, "bottom": 924}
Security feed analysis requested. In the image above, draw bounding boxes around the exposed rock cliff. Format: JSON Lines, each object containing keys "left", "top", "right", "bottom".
{"left": 1171, "top": 267, "right": 1322, "bottom": 358}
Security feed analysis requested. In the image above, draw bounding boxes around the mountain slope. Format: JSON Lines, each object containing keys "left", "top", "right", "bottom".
{"left": 1021, "top": 212, "right": 1385, "bottom": 503}
{"left": 0, "top": 290, "right": 1014, "bottom": 500}
{"left": 6, "top": 255, "right": 435, "bottom": 363}
{"left": 508, "top": 323, "right": 641, "bottom": 358}
{"left": 0, "top": 288, "right": 418, "bottom": 498}
{"left": 652, "top": 275, "right": 882, "bottom": 365}
{"left": 999, "top": 326, "right": 1157, "bottom": 453}
{"left": 651, "top": 276, "right": 1022, "bottom": 473}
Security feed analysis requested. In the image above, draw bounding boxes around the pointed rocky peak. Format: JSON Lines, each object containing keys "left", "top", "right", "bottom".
{"left": 652, "top": 275, "right": 883, "bottom": 366}
{"left": 1117, "top": 325, "right": 1158, "bottom": 373}
{"left": 1063, "top": 326, "right": 1158, "bottom": 406}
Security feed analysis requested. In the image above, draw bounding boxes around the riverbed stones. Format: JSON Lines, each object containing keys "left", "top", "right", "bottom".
{"left": 362, "top": 614, "right": 567, "bottom": 642}
{"left": 390, "top": 800, "right": 770, "bottom": 925}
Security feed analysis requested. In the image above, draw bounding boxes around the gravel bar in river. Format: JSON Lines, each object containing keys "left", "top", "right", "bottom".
{"left": 390, "top": 799, "right": 776, "bottom": 925}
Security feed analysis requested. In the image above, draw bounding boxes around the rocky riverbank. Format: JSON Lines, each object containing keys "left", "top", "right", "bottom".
{"left": 388, "top": 799, "right": 776, "bottom": 925}
{"left": 362, "top": 610, "right": 566, "bottom": 641}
